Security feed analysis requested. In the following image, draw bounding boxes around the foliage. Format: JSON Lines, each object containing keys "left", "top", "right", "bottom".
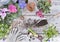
{"left": 0, "top": 0, "right": 21, "bottom": 39}
{"left": 37, "top": 0, "right": 51, "bottom": 13}
{"left": 44, "top": 25, "right": 58, "bottom": 41}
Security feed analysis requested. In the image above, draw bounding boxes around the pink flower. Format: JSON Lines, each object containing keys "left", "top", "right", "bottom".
{"left": 36, "top": 10, "right": 44, "bottom": 18}
{"left": 8, "top": 4, "right": 17, "bottom": 13}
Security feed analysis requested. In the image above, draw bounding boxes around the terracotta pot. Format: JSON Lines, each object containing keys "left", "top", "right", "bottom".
{"left": 26, "top": 2, "right": 35, "bottom": 12}
{"left": 48, "top": 0, "right": 51, "bottom": 3}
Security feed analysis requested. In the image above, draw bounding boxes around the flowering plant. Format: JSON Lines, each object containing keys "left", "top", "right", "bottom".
{"left": 0, "top": 0, "right": 22, "bottom": 39}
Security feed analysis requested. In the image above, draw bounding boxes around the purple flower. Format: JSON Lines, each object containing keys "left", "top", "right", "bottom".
{"left": 0, "top": 8, "right": 9, "bottom": 19}
{"left": 18, "top": 0, "right": 26, "bottom": 9}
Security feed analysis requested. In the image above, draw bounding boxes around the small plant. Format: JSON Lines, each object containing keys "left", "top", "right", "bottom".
{"left": 37, "top": 0, "right": 51, "bottom": 14}
{"left": 44, "top": 24, "right": 58, "bottom": 41}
